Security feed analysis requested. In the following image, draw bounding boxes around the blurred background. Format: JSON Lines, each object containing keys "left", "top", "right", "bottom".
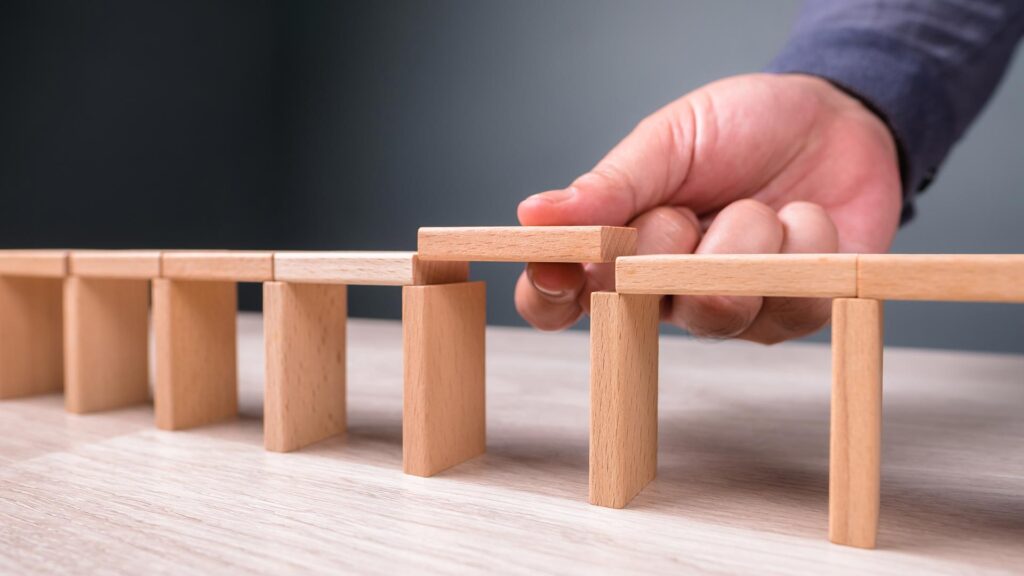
{"left": 2, "top": 0, "right": 1021, "bottom": 352}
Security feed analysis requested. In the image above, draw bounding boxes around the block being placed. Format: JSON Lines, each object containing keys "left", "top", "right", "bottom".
{"left": 616, "top": 254, "right": 858, "bottom": 297}
{"left": 858, "top": 254, "right": 1024, "bottom": 302}
{"left": 273, "top": 251, "right": 467, "bottom": 286}
{"left": 162, "top": 251, "right": 273, "bottom": 282}
{"left": 0, "top": 250, "right": 68, "bottom": 278}
{"left": 417, "top": 226, "right": 636, "bottom": 263}
{"left": 70, "top": 250, "right": 162, "bottom": 279}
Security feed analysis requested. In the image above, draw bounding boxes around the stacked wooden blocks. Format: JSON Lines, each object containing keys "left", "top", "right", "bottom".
{"left": 1, "top": 238, "right": 1022, "bottom": 551}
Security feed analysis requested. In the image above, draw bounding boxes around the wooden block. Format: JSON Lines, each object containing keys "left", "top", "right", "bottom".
{"left": 63, "top": 277, "right": 150, "bottom": 413}
{"left": 0, "top": 277, "right": 64, "bottom": 398}
{"left": 830, "top": 298, "right": 883, "bottom": 549}
{"left": 402, "top": 281, "right": 486, "bottom": 476}
{"left": 616, "top": 254, "right": 858, "bottom": 297}
{"left": 162, "top": 251, "right": 273, "bottom": 282}
{"left": 153, "top": 279, "right": 238, "bottom": 430}
{"left": 264, "top": 282, "right": 347, "bottom": 452}
{"left": 858, "top": 254, "right": 1024, "bottom": 302}
{"left": 589, "top": 292, "right": 660, "bottom": 508}
{"left": 70, "top": 250, "right": 161, "bottom": 279}
{"left": 0, "top": 250, "right": 68, "bottom": 277}
{"left": 417, "top": 226, "right": 636, "bottom": 263}
{"left": 273, "top": 251, "right": 468, "bottom": 286}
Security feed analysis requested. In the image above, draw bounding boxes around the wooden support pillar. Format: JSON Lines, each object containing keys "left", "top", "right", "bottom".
{"left": 0, "top": 277, "right": 64, "bottom": 399}
{"left": 153, "top": 279, "right": 238, "bottom": 430}
{"left": 589, "top": 292, "right": 660, "bottom": 508}
{"left": 402, "top": 281, "right": 486, "bottom": 476}
{"left": 830, "top": 298, "right": 883, "bottom": 548}
{"left": 263, "top": 282, "right": 347, "bottom": 452}
{"left": 63, "top": 277, "right": 150, "bottom": 413}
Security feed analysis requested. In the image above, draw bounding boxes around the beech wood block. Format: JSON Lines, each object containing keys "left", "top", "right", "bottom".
{"left": 0, "top": 277, "right": 64, "bottom": 399}
{"left": 858, "top": 254, "right": 1024, "bottom": 302}
{"left": 264, "top": 282, "right": 347, "bottom": 452}
{"left": 273, "top": 251, "right": 468, "bottom": 286}
{"left": 153, "top": 279, "right": 238, "bottom": 430}
{"left": 70, "top": 250, "right": 161, "bottom": 279}
{"left": 63, "top": 277, "right": 150, "bottom": 413}
{"left": 616, "top": 254, "right": 858, "bottom": 297}
{"left": 589, "top": 292, "right": 660, "bottom": 508}
{"left": 830, "top": 298, "right": 883, "bottom": 549}
{"left": 402, "top": 281, "right": 486, "bottom": 476}
{"left": 0, "top": 250, "right": 68, "bottom": 277}
{"left": 162, "top": 251, "right": 273, "bottom": 282}
{"left": 417, "top": 226, "right": 636, "bottom": 263}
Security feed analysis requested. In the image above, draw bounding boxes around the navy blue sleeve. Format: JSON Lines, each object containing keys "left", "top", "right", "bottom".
{"left": 767, "top": 0, "right": 1024, "bottom": 222}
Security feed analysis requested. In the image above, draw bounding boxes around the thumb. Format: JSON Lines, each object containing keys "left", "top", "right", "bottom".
{"left": 518, "top": 100, "right": 697, "bottom": 226}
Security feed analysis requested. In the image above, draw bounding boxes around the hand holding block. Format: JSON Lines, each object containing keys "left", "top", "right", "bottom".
{"left": 162, "top": 251, "right": 273, "bottom": 282}
{"left": 417, "top": 226, "right": 636, "bottom": 263}
{"left": 616, "top": 254, "right": 858, "bottom": 297}
{"left": 273, "top": 251, "right": 467, "bottom": 286}
{"left": 858, "top": 254, "right": 1024, "bottom": 302}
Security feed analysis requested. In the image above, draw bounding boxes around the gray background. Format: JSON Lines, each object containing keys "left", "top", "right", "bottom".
{"left": 2, "top": 1, "right": 1021, "bottom": 352}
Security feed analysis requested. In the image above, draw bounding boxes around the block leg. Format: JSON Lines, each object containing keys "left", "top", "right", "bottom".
{"left": 830, "top": 298, "right": 883, "bottom": 548}
{"left": 402, "top": 281, "right": 485, "bottom": 476}
{"left": 64, "top": 277, "right": 150, "bottom": 413}
{"left": 264, "top": 282, "right": 347, "bottom": 452}
{"left": 153, "top": 279, "right": 238, "bottom": 430}
{"left": 0, "top": 277, "right": 64, "bottom": 399}
{"left": 589, "top": 292, "right": 660, "bottom": 508}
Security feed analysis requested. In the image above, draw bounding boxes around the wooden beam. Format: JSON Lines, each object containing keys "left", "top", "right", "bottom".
{"left": 63, "top": 277, "right": 149, "bottom": 413}
{"left": 162, "top": 251, "right": 273, "bottom": 282}
{"left": 858, "top": 254, "right": 1024, "bottom": 303}
{"left": 153, "top": 279, "right": 238, "bottom": 430}
{"left": 273, "top": 251, "right": 468, "bottom": 286}
{"left": 402, "top": 281, "right": 486, "bottom": 476}
{"left": 0, "top": 250, "right": 67, "bottom": 278}
{"left": 264, "top": 282, "right": 347, "bottom": 452}
{"left": 589, "top": 292, "right": 660, "bottom": 508}
{"left": 830, "top": 298, "right": 883, "bottom": 549}
{"left": 417, "top": 226, "right": 636, "bottom": 263}
{"left": 70, "top": 250, "right": 161, "bottom": 279}
{"left": 0, "top": 277, "right": 64, "bottom": 399}
{"left": 616, "top": 254, "right": 858, "bottom": 297}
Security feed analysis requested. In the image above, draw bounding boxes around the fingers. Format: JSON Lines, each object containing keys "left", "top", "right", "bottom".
{"left": 514, "top": 263, "right": 585, "bottom": 331}
{"left": 740, "top": 201, "right": 839, "bottom": 344}
{"left": 667, "top": 199, "right": 783, "bottom": 338}
{"left": 518, "top": 102, "right": 696, "bottom": 227}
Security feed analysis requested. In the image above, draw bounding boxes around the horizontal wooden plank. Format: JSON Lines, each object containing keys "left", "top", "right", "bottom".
{"left": 161, "top": 251, "right": 273, "bottom": 282}
{"left": 70, "top": 251, "right": 162, "bottom": 279}
{"left": 273, "top": 252, "right": 468, "bottom": 286}
{"left": 0, "top": 250, "right": 68, "bottom": 278}
{"left": 616, "top": 254, "right": 858, "bottom": 297}
{"left": 417, "top": 226, "right": 636, "bottom": 263}
{"left": 858, "top": 254, "right": 1024, "bottom": 302}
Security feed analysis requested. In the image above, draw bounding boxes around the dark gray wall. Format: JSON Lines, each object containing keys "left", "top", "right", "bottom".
{"left": 2, "top": 1, "right": 1021, "bottom": 352}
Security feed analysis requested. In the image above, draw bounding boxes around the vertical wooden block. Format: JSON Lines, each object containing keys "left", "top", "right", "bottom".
{"left": 264, "top": 282, "right": 347, "bottom": 452}
{"left": 0, "top": 277, "right": 64, "bottom": 399}
{"left": 153, "top": 279, "right": 238, "bottom": 430}
{"left": 589, "top": 292, "right": 660, "bottom": 508}
{"left": 402, "top": 281, "right": 486, "bottom": 476}
{"left": 830, "top": 298, "right": 883, "bottom": 548}
{"left": 64, "top": 277, "right": 150, "bottom": 413}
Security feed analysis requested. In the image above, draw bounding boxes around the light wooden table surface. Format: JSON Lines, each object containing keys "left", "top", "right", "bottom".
{"left": 2, "top": 314, "right": 1022, "bottom": 575}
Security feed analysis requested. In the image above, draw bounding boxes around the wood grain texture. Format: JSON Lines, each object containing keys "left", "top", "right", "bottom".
{"left": 589, "top": 292, "right": 660, "bottom": 508}
{"left": 0, "top": 277, "right": 64, "bottom": 399}
{"left": 63, "top": 278, "right": 150, "bottom": 414}
{"left": 1, "top": 317, "right": 1023, "bottom": 574}
{"left": 69, "top": 251, "right": 161, "bottom": 279}
{"left": 0, "top": 250, "right": 68, "bottom": 277}
{"left": 616, "top": 254, "right": 858, "bottom": 297}
{"left": 858, "top": 254, "right": 1024, "bottom": 302}
{"left": 402, "top": 281, "right": 486, "bottom": 476}
{"left": 264, "top": 282, "right": 347, "bottom": 452}
{"left": 153, "top": 279, "right": 238, "bottom": 430}
{"left": 830, "top": 298, "right": 883, "bottom": 549}
{"left": 161, "top": 251, "right": 273, "bottom": 282}
{"left": 417, "top": 226, "right": 636, "bottom": 263}
{"left": 273, "top": 251, "right": 468, "bottom": 286}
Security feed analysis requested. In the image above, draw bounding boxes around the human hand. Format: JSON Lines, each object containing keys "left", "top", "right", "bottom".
{"left": 515, "top": 73, "right": 902, "bottom": 343}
